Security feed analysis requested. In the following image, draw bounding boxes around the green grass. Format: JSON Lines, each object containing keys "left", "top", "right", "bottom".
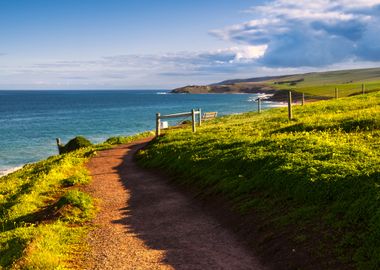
{"left": 0, "top": 148, "right": 95, "bottom": 269}
{"left": 104, "top": 131, "right": 155, "bottom": 145}
{"left": 137, "top": 92, "right": 380, "bottom": 269}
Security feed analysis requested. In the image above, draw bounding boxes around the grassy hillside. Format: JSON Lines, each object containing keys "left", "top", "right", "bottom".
{"left": 0, "top": 148, "right": 96, "bottom": 269}
{"left": 137, "top": 92, "right": 380, "bottom": 269}
{"left": 172, "top": 67, "right": 380, "bottom": 99}
{"left": 271, "top": 68, "right": 380, "bottom": 85}
{"left": 0, "top": 131, "right": 153, "bottom": 269}
{"left": 270, "top": 68, "right": 380, "bottom": 97}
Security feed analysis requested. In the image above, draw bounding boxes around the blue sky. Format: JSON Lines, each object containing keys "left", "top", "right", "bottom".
{"left": 1, "top": 0, "right": 380, "bottom": 89}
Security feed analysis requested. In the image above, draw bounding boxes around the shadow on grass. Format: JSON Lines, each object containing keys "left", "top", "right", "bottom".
{"left": 0, "top": 237, "right": 28, "bottom": 268}
{"left": 272, "top": 118, "right": 378, "bottom": 134}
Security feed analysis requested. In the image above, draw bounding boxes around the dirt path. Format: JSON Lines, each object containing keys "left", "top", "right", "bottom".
{"left": 83, "top": 138, "right": 265, "bottom": 270}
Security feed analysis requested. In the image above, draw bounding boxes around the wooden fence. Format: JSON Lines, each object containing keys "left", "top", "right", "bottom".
{"left": 156, "top": 108, "right": 201, "bottom": 136}
{"left": 284, "top": 83, "right": 368, "bottom": 120}
{"left": 255, "top": 83, "right": 366, "bottom": 120}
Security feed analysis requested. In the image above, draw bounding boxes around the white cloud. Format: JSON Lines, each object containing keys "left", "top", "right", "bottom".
{"left": 211, "top": 0, "right": 380, "bottom": 67}
{"left": 232, "top": 45, "right": 267, "bottom": 61}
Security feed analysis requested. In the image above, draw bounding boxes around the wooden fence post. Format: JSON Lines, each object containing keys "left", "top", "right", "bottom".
{"left": 257, "top": 98, "right": 262, "bottom": 113}
{"left": 288, "top": 91, "right": 293, "bottom": 120}
{"left": 198, "top": 108, "right": 202, "bottom": 126}
{"left": 156, "top": 113, "right": 161, "bottom": 137}
{"left": 191, "top": 109, "right": 196, "bottom": 133}
{"left": 56, "top": 138, "right": 61, "bottom": 154}
{"left": 362, "top": 83, "right": 365, "bottom": 95}
{"left": 301, "top": 92, "right": 305, "bottom": 106}
{"left": 335, "top": 87, "right": 339, "bottom": 99}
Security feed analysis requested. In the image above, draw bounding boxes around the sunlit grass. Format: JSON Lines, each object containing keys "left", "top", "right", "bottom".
{"left": 0, "top": 148, "right": 94, "bottom": 269}
{"left": 138, "top": 92, "right": 380, "bottom": 269}
{"left": 0, "top": 130, "right": 154, "bottom": 269}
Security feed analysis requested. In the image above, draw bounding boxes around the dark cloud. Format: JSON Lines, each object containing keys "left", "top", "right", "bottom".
{"left": 312, "top": 20, "right": 366, "bottom": 41}
{"left": 259, "top": 26, "right": 355, "bottom": 67}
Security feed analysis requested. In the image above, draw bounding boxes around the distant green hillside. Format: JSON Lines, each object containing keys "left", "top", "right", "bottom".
{"left": 138, "top": 92, "right": 380, "bottom": 269}
{"left": 269, "top": 68, "right": 380, "bottom": 97}
{"left": 172, "top": 67, "right": 380, "bottom": 99}
{"left": 270, "top": 68, "right": 380, "bottom": 85}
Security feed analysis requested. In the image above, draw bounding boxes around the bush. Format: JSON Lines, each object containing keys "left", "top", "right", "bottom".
{"left": 60, "top": 136, "right": 92, "bottom": 154}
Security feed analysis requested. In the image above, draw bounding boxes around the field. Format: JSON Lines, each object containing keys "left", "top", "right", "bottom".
{"left": 137, "top": 92, "right": 380, "bottom": 269}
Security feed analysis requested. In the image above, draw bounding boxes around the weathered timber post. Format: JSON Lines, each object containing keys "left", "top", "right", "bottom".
{"left": 156, "top": 113, "right": 161, "bottom": 137}
{"left": 288, "top": 91, "right": 293, "bottom": 120}
{"left": 335, "top": 87, "right": 339, "bottom": 99}
{"left": 257, "top": 98, "right": 262, "bottom": 113}
{"left": 191, "top": 109, "right": 196, "bottom": 133}
{"left": 301, "top": 92, "right": 305, "bottom": 106}
{"left": 56, "top": 138, "right": 62, "bottom": 154}
{"left": 198, "top": 108, "right": 202, "bottom": 126}
{"left": 362, "top": 83, "right": 365, "bottom": 95}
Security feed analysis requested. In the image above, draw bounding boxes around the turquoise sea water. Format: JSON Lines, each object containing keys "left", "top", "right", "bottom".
{"left": 0, "top": 90, "right": 282, "bottom": 176}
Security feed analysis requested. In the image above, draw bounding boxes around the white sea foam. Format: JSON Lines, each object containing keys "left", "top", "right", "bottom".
{"left": 247, "top": 93, "right": 274, "bottom": 102}
{"left": 156, "top": 92, "right": 169, "bottom": 95}
{"left": 0, "top": 166, "right": 23, "bottom": 178}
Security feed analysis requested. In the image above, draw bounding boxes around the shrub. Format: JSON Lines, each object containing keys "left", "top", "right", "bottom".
{"left": 60, "top": 136, "right": 92, "bottom": 154}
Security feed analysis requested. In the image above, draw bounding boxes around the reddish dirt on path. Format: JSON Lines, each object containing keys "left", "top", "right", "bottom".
{"left": 83, "top": 138, "right": 266, "bottom": 270}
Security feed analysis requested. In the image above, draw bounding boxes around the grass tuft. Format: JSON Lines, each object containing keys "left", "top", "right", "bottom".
{"left": 57, "top": 190, "right": 95, "bottom": 223}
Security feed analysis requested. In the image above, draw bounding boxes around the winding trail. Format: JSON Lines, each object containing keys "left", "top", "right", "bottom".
{"left": 83, "top": 138, "right": 265, "bottom": 270}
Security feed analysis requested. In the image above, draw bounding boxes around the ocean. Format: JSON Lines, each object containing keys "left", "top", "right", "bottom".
{"left": 0, "top": 90, "right": 282, "bottom": 176}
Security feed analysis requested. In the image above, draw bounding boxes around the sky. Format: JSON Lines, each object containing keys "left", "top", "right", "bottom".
{"left": 1, "top": 0, "right": 380, "bottom": 90}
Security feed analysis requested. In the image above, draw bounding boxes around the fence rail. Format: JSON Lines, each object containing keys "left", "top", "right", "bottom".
{"left": 159, "top": 111, "right": 199, "bottom": 119}
{"left": 156, "top": 108, "right": 201, "bottom": 136}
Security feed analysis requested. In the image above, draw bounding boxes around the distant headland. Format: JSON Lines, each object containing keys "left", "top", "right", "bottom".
{"left": 171, "top": 67, "right": 380, "bottom": 102}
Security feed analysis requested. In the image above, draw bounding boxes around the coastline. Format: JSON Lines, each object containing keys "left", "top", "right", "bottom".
{"left": 170, "top": 88, "right": 330, "bottom": 103}
{"left": 0, "top": 166, "right": 24, "bottom": 178}
{"left": 0, "top": 90, "right": 285, "bottom": 175}
{"left": 0, "top": 97, "right": 281, "bottom": 180}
